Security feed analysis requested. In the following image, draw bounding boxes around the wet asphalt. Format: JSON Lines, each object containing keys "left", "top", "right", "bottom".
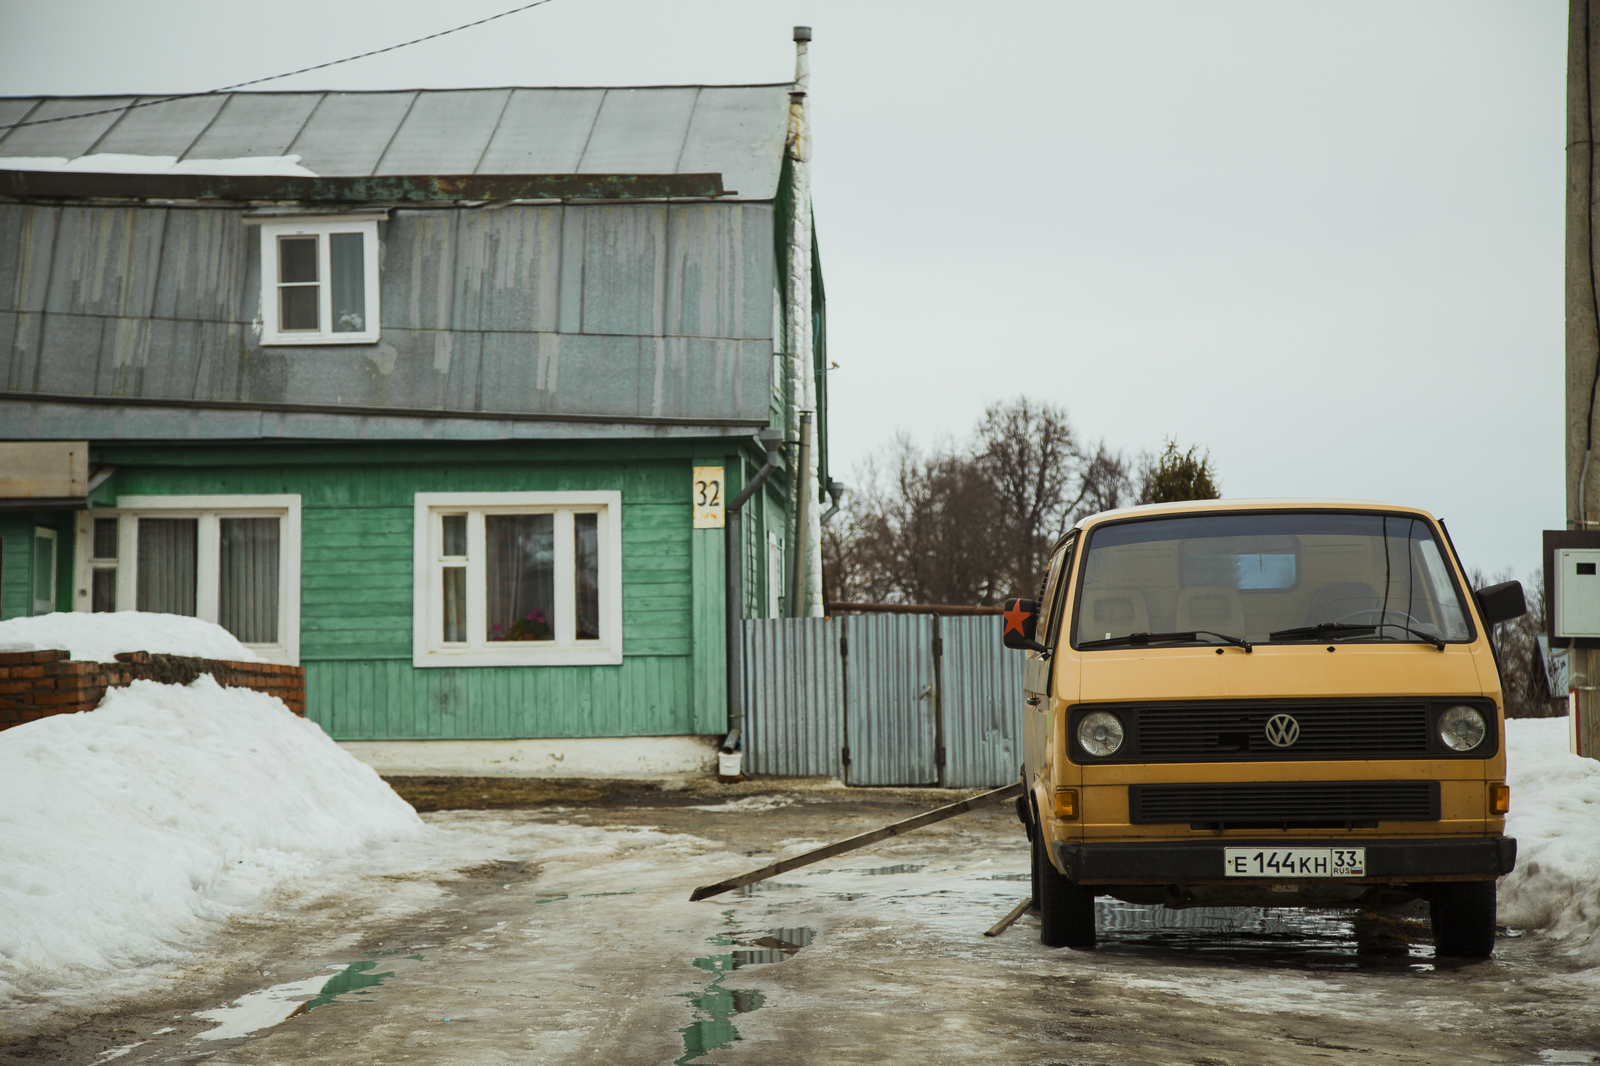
{"left": 3, "top": 783, "right": 1597, "bottom": 1066}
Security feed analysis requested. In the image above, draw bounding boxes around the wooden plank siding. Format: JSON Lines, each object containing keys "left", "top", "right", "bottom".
{"left": 95, "top": 441, "right": 748, "bottom": 740}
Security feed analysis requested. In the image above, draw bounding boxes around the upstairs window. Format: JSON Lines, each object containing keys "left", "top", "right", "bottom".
{"left": 256, "top": 218, "right": 380, "bottom": 345}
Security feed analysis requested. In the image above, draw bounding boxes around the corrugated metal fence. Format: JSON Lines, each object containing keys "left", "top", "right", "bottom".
{"left": 744, "top": 614, "right": 1023, "bottom": 788}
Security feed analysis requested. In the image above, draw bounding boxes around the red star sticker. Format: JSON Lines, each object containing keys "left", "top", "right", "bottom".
{"left": 1003, "top": 600, "right": 1034, "bottom": 637}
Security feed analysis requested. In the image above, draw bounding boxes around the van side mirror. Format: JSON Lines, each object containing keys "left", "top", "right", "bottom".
{"left": 1475, "top": 580, "right": 1526, "bottom": 626}
{"left": 1002, "top": 598, "right": 1047, "bottom": 653}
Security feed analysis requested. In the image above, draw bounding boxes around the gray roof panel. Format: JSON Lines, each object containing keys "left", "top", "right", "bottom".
{"left": 0, "top": 85, "right": 793, "bottom": 197}
{"left": 184, "top": 93, "right": 321, "bottom": 160}
{"left": 92, "top": 94, "right": 227, "bottom": 158}
{"left": 284, "top": 91, "right": 417, "bottom": 176}
{"left": 577, "top": 87, "right": 700, "bottom": 174}
{"left": 476, "top": 88, "right": 604, "bottom": 174}
{"left": 375, "top": 88, "right": 512, "bottom": 175}
{"left": 0, "top": 97, "right": 136, "bottom": 158}
{"left": 678, "top": 86, "right": 790, "bottom": 199}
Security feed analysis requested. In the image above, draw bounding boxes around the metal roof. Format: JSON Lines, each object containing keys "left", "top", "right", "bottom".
{"left": 0, "top": 86, "right": 792, "bottom": 199}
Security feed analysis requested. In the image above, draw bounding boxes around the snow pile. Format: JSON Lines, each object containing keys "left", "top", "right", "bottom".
{"left": 0, "top": 611, "right": 261, "bottom": 663}
{"left": 2, "top": 153, "right": 319, "bottom": 176}
{"left": 0, "top": 676, "right": 425, "bottom": 999}
{"left": 1499, "top": 716, "right": 1600, "bottom": 964}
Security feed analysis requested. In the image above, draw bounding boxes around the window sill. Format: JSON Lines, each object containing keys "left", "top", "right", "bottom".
{"left": 414, "top": 646, "right": 623, "bottom": 668}
{"left": 261, "top": 334, "right": 381, "bottom": 347}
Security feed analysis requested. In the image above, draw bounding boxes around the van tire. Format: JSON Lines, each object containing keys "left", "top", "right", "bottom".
{"left": 1430, "top": 881, "right": 1496, "bottom": 959}
{"left": 1037, "top": 838, "right": 1096, "bottom": 949}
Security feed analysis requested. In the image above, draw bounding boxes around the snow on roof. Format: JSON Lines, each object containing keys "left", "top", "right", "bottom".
{"left": 0, "top": 676, "right": 425, "bottom": 1012}
{"left": 0, "top": 611, "right": 263, "bottom": 663}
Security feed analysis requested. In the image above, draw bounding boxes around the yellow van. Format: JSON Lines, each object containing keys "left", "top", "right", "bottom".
{"left": 1003, "top": 499, "right": 1524, "bottom": 958}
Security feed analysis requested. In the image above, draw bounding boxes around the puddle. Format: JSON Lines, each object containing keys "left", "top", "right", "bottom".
{"left": 533, "top": 893, "right": 568, "bottom": 904}
{"left": 579, "top": 890, "right": 637, "bottom": 898}
{"left": 1094, "top": 901, "right": 1435, "bottom": 971}
{"left": 983, "top": 872, "right": 1032, "bottom": 882}
{"left": 859, "top": 864, "right": 924, "bottom": 876}
{"left": 678, "top": 927, "right": 816, "bottom": 1064}
{"left": 193, "top": 961, "right": 403, "bottom": 1040}
{"left": 830, "top": 892, "right": 868, "bottom": 901}
{"left": 731, "top": 927, "right": 815, "bottom": 968}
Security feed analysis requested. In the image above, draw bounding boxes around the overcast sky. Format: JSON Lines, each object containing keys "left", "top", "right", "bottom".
{"left": 0, "top": 0, "right": 1567, "bottom": 579}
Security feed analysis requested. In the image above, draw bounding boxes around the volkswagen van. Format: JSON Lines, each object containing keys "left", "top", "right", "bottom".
{"left": 1002, "top": 499, "right": 1525, "bottom": 957}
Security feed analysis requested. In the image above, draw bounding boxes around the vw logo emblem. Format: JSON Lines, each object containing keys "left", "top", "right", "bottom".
{"left": 1264, "top": 714, "right": 1300, "bottom": 748}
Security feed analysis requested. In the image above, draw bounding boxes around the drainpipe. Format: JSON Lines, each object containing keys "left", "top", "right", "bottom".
{"left": 723, "top": 431, "right": 785, "bottom": 756}
{"left": 791, "top": 412, "right": 813, "bottom": 617}
{"left": 819, "top": 479, "right": 845, "bottom": 526}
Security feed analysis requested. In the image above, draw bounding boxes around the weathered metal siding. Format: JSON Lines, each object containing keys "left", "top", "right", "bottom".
{"left": 940, "top": 616, "right": 1025, "bottom": 788}
{"left": 743, "top": 617, "right": 843, "bottom": 777}
{"left": 0, "top": 200, "right": 775, "bottom": 437}
{"left": 845, "top": 614, "right": 938, "bottom": 786}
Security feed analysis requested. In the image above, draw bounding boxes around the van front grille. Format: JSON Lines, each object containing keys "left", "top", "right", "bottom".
{"left": 1067, "top": 699, "right": 1496, "bottom": 763}
{"left": 1128, "top": 780, "right": 1440, "bottom": 829}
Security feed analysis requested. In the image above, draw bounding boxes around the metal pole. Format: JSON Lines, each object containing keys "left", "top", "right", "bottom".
{"left": 1569, "top": 0, "right": 1600, "bottom": 759}
{"left": 792, "top": 412, "right": 812, "bottom": 616}
{"left": 723, "top": 435, "right": 784, "bottom": 752}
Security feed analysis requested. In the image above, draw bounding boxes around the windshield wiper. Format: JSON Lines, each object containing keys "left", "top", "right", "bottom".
{"left": 1079, "top": 630, "right": 1252, "bottom": 653}
{"left": 1267, "top": 621, "right": 1445, "bottom": 651}
{"left": 1269, "top": 622, "right": 1376, "bottom": 641}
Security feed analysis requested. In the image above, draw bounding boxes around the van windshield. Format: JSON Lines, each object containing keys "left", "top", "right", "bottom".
{"left": 1072, "top": 512, "right": 1471, "bottom": 649}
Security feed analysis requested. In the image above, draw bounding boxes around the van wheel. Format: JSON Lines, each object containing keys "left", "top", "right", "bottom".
{"left": 1037, "top": 837, "right": 1096, "bottom": 949}
{"left": 1430, "top": 881, "right": 1496, "bottom": 959}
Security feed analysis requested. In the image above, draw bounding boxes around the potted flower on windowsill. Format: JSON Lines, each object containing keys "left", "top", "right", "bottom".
{"left": 490, "top": 609, "right": 552, "bottom": 642}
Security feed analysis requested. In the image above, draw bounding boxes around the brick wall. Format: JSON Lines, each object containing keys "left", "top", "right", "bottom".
{"left": 0, "top": 650, "right": 306, "bottom": 731}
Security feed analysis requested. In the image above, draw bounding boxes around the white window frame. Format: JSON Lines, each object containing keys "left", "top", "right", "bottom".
{"left": 413, "top": 491, "right": 623, "bottom": 668}
{"left": 74, "top": 495, "right": 302, "bottom": 665}
{"left": 255, "top": 217, "right": 381, "bottom": 345}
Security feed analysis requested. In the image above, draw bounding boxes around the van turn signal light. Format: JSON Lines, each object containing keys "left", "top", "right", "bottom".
{"left": 1054, "top": 788, "right": 1079, "bottom": 820}
{"left": 1489, "top": 784, "right": 1510, "bottom": 815}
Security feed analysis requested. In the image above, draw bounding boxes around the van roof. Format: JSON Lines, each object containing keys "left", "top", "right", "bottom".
{"left": 1074, "top": 497, "right": 1438, "bottom": 532}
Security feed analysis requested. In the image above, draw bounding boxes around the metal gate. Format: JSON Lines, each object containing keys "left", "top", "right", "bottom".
{"left": 743, "top": 613, "right": 1022, "bottom": 787}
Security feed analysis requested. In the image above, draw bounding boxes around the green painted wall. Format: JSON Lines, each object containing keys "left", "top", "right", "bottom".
{"left": 0, "top": 510, "right": 73, "bottom": 620}
{"left": 91, "top": 439, "right": 764, "bottom": 741}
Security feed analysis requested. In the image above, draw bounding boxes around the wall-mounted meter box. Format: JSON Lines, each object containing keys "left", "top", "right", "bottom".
{"left": 1556, "top": 549, "right": 1600, "bottom": 638}
{"left": 1544, "top": 531, "right": 1600, "bottom": 647}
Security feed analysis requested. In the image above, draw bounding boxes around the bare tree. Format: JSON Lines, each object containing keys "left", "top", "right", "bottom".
{"left": 974, "top": 399, "right": 1080, "bottom": 599}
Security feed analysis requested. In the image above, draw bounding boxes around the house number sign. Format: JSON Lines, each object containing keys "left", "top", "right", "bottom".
{"left": 693, "top": 466, "right": 725, "bottom": 529}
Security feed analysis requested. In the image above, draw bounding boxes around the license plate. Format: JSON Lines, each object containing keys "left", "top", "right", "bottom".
{"left": 1223, "top": 847, "right": 1366, "bottom": 878}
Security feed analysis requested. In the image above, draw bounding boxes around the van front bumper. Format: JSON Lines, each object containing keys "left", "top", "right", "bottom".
{"left": 1051, "top": 836, "right": 1516, "bottom": 885}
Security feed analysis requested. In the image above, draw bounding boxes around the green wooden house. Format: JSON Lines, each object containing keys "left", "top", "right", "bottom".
{"left": 0, "top": 45, "right": 830, "bottom": 768}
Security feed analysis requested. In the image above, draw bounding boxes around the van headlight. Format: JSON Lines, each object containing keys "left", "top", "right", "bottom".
{"left": 1077, "top": 712, "right": 1125, "bottom": 757}
{"left": 1439, "top": 706, "right": 1486, "bottom": 751}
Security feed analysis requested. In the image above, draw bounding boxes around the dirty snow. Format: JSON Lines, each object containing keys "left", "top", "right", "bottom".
{"left": 0, "top": 677, "right": 424, "bottom": 1003}
{"left": 2, "top": 153, "right": 319, "bottom": 176}
{"left": 0, "top": 611, "right": 261, "bottom": 662}
{"left": 1498, "top": 716, "right": 1600, "bottom": 966}
{"left": 688, "top": 795, "right": 796, "bottom": 813}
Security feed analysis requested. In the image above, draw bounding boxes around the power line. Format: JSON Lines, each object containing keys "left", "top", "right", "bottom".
{"left": 0, "top": 0, "right": 560, "bottom": 132}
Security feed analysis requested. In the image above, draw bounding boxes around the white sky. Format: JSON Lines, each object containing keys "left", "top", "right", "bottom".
{"left": 0, "top": 0, "right": 1566, "bottom": 578}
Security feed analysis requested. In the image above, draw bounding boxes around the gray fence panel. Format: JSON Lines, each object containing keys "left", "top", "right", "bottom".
{"left": 846, "top": 614, "right": 938, "bottom": 786}
{"left": 941, "top": 616, "right": 1025, "bottom": 788}
{"left": 743, "top": 618, "right": 844, "bottom": 777}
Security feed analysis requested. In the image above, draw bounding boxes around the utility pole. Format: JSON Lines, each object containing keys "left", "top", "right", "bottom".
{"left": 1566, "top": 0, "right": 1600, "bottom": 758}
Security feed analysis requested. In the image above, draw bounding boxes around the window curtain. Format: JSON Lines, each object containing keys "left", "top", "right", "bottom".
{"left": 219, "top": 517, "right": 280, "bottom": 643}
{"left": 486, "top": 514, "right": 554, "bottom": 641}
{"left": 136, "top": 518, "right": 197, "bottom": 616}
{"left": 330, "top": 232, "right": 366, "bottom": 333}
{"left": 574, "top": 513, "right": 600, "bottom": 640}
